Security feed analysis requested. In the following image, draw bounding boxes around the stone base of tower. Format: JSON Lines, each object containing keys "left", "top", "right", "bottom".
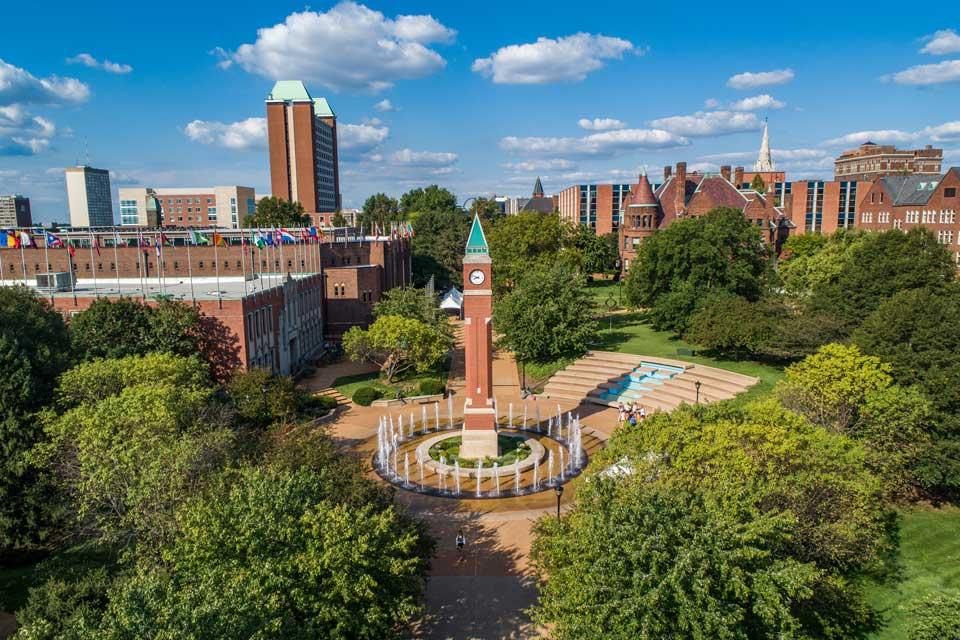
{"left": 459, "top": 428, "right": 500, "bottom": 460}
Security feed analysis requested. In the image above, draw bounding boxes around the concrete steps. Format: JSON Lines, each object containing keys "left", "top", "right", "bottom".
{"left": 316, "top": 388, "right": 349, "bottom": 405}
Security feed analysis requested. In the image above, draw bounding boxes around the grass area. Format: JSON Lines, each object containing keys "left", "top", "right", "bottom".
{"left": 594, "top": 311, "right": 785, "bottom": 401}
{"left": 522, "top": 357, "right": 576, "bottom": 390}
{"left": 585, "top": 279, "right": 624, "bottom": 310}
{"left": 864, "top": 506, "right": 960, "bottom": 640}
{"left": 428, "top": 434, "right": 531, "bottom": 466}
{"left": 333, "top": 369, "right": 446, "bottom": 400}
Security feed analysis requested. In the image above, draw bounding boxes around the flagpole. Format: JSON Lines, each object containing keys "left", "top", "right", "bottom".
{"left": 113, "top": 232, "right": 122, "bottom": 297}
{"left": 42, "top": 232, "right": 52, "bottom": 303}
{"left": 186, "top": 235, "right": 196, "bottom": 304}
{"left": 136, "top": 230, "right": 146, "bottom": 301}
{"left": 239, "top": 231, "right": 248, "bottom": 296}
{"left": 18, "top": 234, "right": 27, "bottom": 286}
{"left": 213, "top": 228, "right": 222, "bottom": 310}
{"left": 67, "top": 243, "right": 77, "bottom": 306}
{"left": 156, "top": 231, "right": 166, "bottom": 296}
{"left": 278, "top": 228, "right": 286, "bottom": 278}
{"left": 88, "top": 231, "right": 99, "bottom": 298}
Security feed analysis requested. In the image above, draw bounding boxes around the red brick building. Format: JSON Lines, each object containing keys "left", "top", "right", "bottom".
{"left": 835, "top": 142, "right": 943, "bottom": 182}
{"left": 558, "top": 183, "right": 634, "bottom": 235}
{"left": 619, "top": 162, "right": 792, "bottom": 270}
{"left": 856, "top": 167, "right": 960, "bottom": 263}
{"left": 772, "top": 179, "right": 871, "bottom": 235}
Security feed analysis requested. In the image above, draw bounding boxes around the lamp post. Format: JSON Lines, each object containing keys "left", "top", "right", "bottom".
{"left": 695, "top": 380, "right": 701, "bottom": 405}
{"left": 554, "top": 483, "right": 564, "bottom": 520}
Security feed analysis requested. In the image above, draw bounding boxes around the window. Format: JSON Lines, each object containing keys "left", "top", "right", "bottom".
{"left": 860, "top": 212, "right": 873, "bottom": 224}
{"left": 945, "top": 187, "right": 957, "bottom": 198}
{"left": 893, "top": 219, "right": 903, "bottom": 230}
{"left": 938, "top": 230, "right": 954, "bottom": 245}
{"left": 923, "top": 210, "right": 937, "bottom": 224}
{"left": 940, "top": 210, "right": 955, "bottom": 224}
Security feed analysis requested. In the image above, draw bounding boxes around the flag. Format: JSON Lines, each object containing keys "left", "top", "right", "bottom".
{"left": 92, "top": 235, "right": 101, "bottom": 256}
{"left": 279, "top": 228, "right": 296, "bottom": 244}
{"left": 407, "top": 221, "right": 415, "bottom": 237}
{"left": 212, "top": 232, "right": 227, "bottom": 247}
{"left": 254, "top": 231, "right": 265, "bottom": 249}
{"left": 67, "top": 241, "right": 76, "bottom": 258}
{"left": 19, "top": 231, "right": 33, "bottom": 248}
{"left": 46, "top": 232, "right": 64, "bottom": 248}
{"left": 155, "top": 243, "right": 161, "bottom": 259}
{"left": 190, "top": 230, "right": 209, "bottom": 245}
{"left": 159, "top": 232, "right": 171, "bottom": 246}
{"left": 300, "top": 228, "right": 311, "bottom": 242}
{"left": 264, "top": 230, "right": 275, "bottom": 246}
{"left": 2, "top": 230, "right": 16, "bottom": 248}
{"left": 308, "top": 226, "right": 319, "bottom": 241}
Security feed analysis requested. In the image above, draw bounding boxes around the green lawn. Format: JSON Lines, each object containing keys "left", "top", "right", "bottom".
{"left": 864, "top": 506, "right": 960, "bottom": 639}
{"left": 594, "top": 311, "right": 784, "bottom": 400}
{"left": 585, "top": 279, "right": 624, "bottom": 310}
{"left": 333, "top": 370, "right": 446, "bottom": 400}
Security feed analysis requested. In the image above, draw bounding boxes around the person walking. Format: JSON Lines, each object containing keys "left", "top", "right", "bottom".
{"left": 456, "top": 529, "right": 466, "bottom": 564}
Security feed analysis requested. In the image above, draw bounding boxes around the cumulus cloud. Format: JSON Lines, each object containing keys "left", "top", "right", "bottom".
{"left": 726, "top": 68, "right": 795, "bottom": 89}
{"left": 648, "top": 110, "right": 761, "bottom": 137}
{"left": 577, "top": 117, "right": 626, "bottom": 131}
{"left": 888, "top": 59, "right": 960, "bottom": 85}
{"left": 920, "top": 29, "right": 960, "bottom": 55}
{"left": 0, "top": 58, "right": 90, "bottom": 105}
{"left": 500, "top": 128, "right": 688, "bottom": 157}
{"left": 222, "top": 3, "right": 454, "bottom": 92}
{"left": 0, "top": 112, "right": 58, "bottom": 156}
{"left": 390, "top": 148, "right": 458, "bottom": 167}
{"left": 67, "top": 53, "right": 133, "bottom": 74}
{"left": 728, "top": 94, "right": 785, "bottom": 111}
{"left": 472, "top": 33, "right": 635, "bottom": 84}
{"left": 183, "top": 117, "right": 267, "bottom": 150}
{"left": 502, "top": 159, "right": 575, "bottom": 171}
{"left": 374, "top": 98, "right": 397, "bottom": 112}
{"left": 339, "top": 122, "right": 390, "bottom": 156}
{"left": 822, "top": 129, "right": 917, "bottom": 147}
{"left": 920, "top": 121, "right": 960, "bottom": 142}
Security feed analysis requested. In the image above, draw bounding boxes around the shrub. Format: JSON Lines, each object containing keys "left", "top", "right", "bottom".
{"left": 352, "top": 386, "right": 382, "bottom": 406}
{"left": 418, "top": 379, "right": 445, "bottom": 396}
{"left": 298, "top": 394, "right": 338, "bottom": 415}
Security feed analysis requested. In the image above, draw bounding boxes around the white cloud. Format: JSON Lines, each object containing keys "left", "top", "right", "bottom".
{"left": 0, "top": 113, "right": 58, "bottom": 156}
{"left": 223, "top": 3, "right": 454, "bottom": 92}
{"left": 728, "top": 94, "right": 785, "bottom": 111}
{"left": 0, "top": 58, "right": 90, "bottom": 105}
{"left": 339, "top": 122, "right": 390, "bottom": 156}
{"left": 183, "top": 117, "right": 267, "bottom": 150}
{"left": 500, "top": 128, "right": 688, "bottom": 156}
{"left": 502, "top": 159, "right": 575, "bottom": 171}
{"left": 822, "top": 129, "right": 916, "bottom": 147}
{"left": 472, "top": 33, "right": 635, "bottom": 84}
{"left": 726, "top": 68, "right": 794, "bottom": 89}
{"left": 67, "top": 53, "right": 133, "bottom": 74}
{"left": 577, "top": 117, "right": 626, "bottom": 131}
{"left": 390, "top": 148, "right": 458, "bottom": 167}
{"left": 374, "top": 98, "right": 397, "bottom": 112}
{"left": 648, "top": 110, "right": 761, "bottom": 137}
{"left": 920, "top": 29, "right": 960, "bottom": 55}
{"left": 888, "top": 59, "right": 960, "bottom": 85}
{"left": 700, "top": 148, "right": 830, "bottom": 162}
{"left": 920, "top": 121, "right": 960, "bottom": 142}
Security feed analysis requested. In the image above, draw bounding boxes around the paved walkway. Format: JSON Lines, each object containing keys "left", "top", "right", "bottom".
{"left": 299, "top": 337, "right": 622, "bottom": 639}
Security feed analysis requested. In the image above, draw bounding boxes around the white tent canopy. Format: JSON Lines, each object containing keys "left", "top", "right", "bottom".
{"left": 440, "top": 287, "right": 463, "bottom": 311}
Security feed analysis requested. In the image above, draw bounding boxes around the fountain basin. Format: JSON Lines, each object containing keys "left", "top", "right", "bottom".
{"left": 415, "top": 431, "right": 546, "bottom": 478}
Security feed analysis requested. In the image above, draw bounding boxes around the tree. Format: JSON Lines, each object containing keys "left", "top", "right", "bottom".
{"left": 373, "top": 286, "right": 445, "bottom": 328}
{"left": 225, "top": 368, "right": 299, "bottom": 430}
{"left": 778, "top": 229, "right": 863, "bottom": 303}
{"left": 531, "top": 476, "right": 876, "bottom": 639}
{"left": 684, "top": 294, "right": 779, "bottom": 357}
{"left": 488, "top": 212, "right": 570, "bottom": 292}
{"left": 566, "top": 226, "right": 619, "bottom": 276}
{"left": 623, "top": 207, "right": 772, "bottom": 331}
{"left": 149, "top": 300, "right": 204, "bottom": 358}
{"left": 359, "top": 193, "right": 401, "bottom": 230}
{"left": 342, "top": 315, "right": 450, "bottom": 382}
{"left": 70, "top": 298, "right": 153, "bottom": 361}
{"left": 0, "top": 286, "right": 72, "bottom": 551}
{"left": 410, "top": 208, "right": 470, "bottom": 287}
{"left": 469, "top": 196, "right": 501, "bottom": 222}
{"left": 99, "top": 466, "right": 432, "bottom": 640}
{"left": 904, "top": 592, "right": 960, "bottom": 640}
{"left": 750, "top": 173, "right": 767, "bottom": 193}
{"left": 243, "top": 196, "right": 310, "bottom": 228}
{"left": 493, "top": 263, "right": 597, "bottom": 364}
{"left": 399, "top": 185, "right": 457, "bottom": 216}
{"left": 330, "top": 211, "right": 348, "bottom": 227}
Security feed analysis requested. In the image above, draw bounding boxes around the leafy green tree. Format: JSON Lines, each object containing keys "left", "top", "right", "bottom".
{"left": 373, "top": 286, "right": 445, "bottom": 328}
{"left": 531, "top": 476, "right": 876, "bottom": 640}
{"left": 225, "top": 368, "right": 299, "bottom": 430}
{"left": 0, "top": 286, "right": 72, "bottom": 551}
{"left": 243, "top": 196, "right": 310, "bottom": 228}
{"left": 469, "top": 196, "right": 501, "bottom": 221}
{"left": 343, "top": 315, "right": 450, "bottom": 382}
{"left": 359, "top": 193, "right": 402, "bottom": 230}
{"left": 493, "top": 263, "right": 597, "bottom": 364}
{"left": 565, "top": 226, "right": 619, "bottom": 276}
{"left": 330, "top": 211, "right": 348, "bottom": 227}
{"left": 149, "top": 300, "right": 204, "bottom": 358}
{"left": 623, "top": 207, "right": 772, "bottom": 331}
{"left": 99, "top": 466, "right": 432, "bottom": 640}
{"left": 70, "top": 298, "right": 153, "bottom": 361}
{"left": 38, "top": 382, "right": 234, "bottom": 548}
{"left": 778, "top": 229, "right": 863, "bottom": 303}
{"left": 904, "top": 591, "right": 960, "bottom": 640}
{"left": 750, "top": 173, "right": 767, "bottom": 193}
{"left": 684, "top": 295, "right": 778, "bottom": 356}
{"left": 410, "top": 208, "right": 470, "bottom": 287}
{"left": 807, "top": 228, "right": 954, "bottom": 333}
{"left": 399, "top": 185, "right": 457, "bottom": 215}
{"left": 488, "top": 212, "right": 569, "bottom": 292}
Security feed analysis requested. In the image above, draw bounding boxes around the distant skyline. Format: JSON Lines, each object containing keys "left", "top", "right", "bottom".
{"left": 1, "top": 1, "right": 959, "bottom": 223}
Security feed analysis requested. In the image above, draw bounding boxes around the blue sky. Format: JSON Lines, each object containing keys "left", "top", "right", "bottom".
{"left": 1, "top": 0, "right": 959, "bottom": 223}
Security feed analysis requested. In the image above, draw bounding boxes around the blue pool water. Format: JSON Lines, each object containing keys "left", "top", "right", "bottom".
{"left": 597, "top": 362, "right": 684, "bottom": 404}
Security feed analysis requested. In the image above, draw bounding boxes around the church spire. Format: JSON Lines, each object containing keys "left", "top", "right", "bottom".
{"left": 533, "top": 176, "right": 544, "bottom": 197}
{"left": 754, "top": 118, "right": 775, "bottom": 172}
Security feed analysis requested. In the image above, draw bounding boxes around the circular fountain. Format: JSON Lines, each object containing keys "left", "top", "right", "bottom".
{"left": 373, "top": 401, "right": 589, "bottom": 499}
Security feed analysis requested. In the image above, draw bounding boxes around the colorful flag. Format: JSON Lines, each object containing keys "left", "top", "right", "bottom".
{"left": 190, "top": 230, "right": 209, "bottom": 245}
{"left": 279, "top": 228, "right": 296, "bottom": 244}
{"left": 212, "top": 232, "right": 227, "bottom": 247}
{"left": 407, "top": 221, "right": 415, "bottom": 237}
{"left": 20, "top": 231, "right": 33, "bottom": 248}
{"left": 254, "top": 231, "right": 266, "bottom": 249}
{"left": 67, "top": 241, "right": 76, "bottom": 258}
{"left": 45, "top": 232, "right": 64, "bottom": 248}
{"left": 159, "top": 232, "right": 171, "bottom": 246}
{"left": 300, "top": 228, "right": 311, "bottom": 242}
{"left": 308, "top": 226, "right": 319, "bottom": 241}
{"left": 264, "top": 230, "right": 275, "bottom": 246}
{"left": 92, "top": 234, "right": 101, "bottom": 256}
{"left": 2, "top": 231, "right": 16, "bottom": 248}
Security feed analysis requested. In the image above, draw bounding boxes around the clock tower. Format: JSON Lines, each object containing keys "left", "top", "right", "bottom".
{"left": 459, "top": 213, "right": 499, "bottom": 459}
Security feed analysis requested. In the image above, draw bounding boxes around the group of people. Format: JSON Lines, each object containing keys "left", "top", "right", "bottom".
{"left": 618, "top": 402, "right": 647, "bottom": 426}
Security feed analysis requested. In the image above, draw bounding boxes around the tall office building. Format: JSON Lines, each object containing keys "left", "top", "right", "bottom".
{"left": 265, "top": 81, "right": 340, "bottom": 221}
{"left": 66, "top": 166, "right": 113, "bottom": 227}
{"left": 0, "top": 195, "right": 32, "bottom": 227}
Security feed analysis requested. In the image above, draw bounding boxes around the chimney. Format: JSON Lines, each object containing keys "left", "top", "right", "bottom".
{"left": 720, "top": 165, "right": 731, "bottom": 181}
{"left": 734, "top": 166, "right": 744, "bottom": 187}
{"left": 664, "top": 165, "right": 672, "bottom": 181}
{"left": 675, "top": 162, "right": 686, "bottom": 214}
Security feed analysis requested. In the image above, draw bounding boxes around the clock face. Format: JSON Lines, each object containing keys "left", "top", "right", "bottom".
{"left": 469, "top": 269, "right": 486, "bottom": 285}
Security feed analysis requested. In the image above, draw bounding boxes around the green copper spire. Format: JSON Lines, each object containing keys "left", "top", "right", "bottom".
{"left": 465, "top": 214, "right": 489, "bottom": 254}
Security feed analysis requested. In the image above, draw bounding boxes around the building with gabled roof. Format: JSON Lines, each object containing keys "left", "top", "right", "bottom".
{"left": 518, "top": 177, "right": 557, "bottom": 213}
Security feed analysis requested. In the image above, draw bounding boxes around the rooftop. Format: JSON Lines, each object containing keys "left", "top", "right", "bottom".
{"left": 266, "top": 80, "right": 313, "bottom": 102}
{"left": 11, "top": 275, "right": 318, "bottom": 302}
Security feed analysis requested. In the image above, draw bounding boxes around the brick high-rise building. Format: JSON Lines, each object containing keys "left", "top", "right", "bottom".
{"left": 266, "top": 81, "right": 340, "bottom": 222}
{"left": 558, "top": 183, "right": 636, "bottom": 234}
{"left": 66, "top": 166, "right": 113, "bottom": 227}
{"left": 835, "top": 142, "right": 942, "bottom": 182}
{"left": 119, "top": 186, "right": 256, "bottom": 228}
{"left": 0, "top": 195, "right": 32, "bottom": 227}
{"left": 773, "top": 179, "right": 871, "bottom": 235}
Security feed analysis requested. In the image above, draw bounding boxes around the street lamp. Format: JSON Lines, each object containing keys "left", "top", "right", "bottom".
{"left": 554, "top": 483, "right": 564, "bottom": 520}
{"left": 695, "top": 380, "right": 702, "bottom": 405}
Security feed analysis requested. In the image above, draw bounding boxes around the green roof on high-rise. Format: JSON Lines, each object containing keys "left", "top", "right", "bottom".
{"left": 465, "top": 214, "right": 488, "bottom": 254}
{"left": 313, "top": 98, "right": 335, "bottom": 117}
{"left": 266, "top": 80, "right": 312, "bottom": 102}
